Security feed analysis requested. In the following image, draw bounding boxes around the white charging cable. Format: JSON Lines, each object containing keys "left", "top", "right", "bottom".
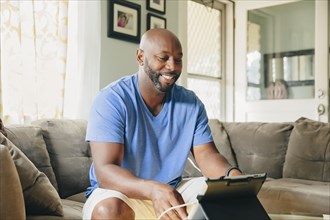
{"left": 157, "top": 158, "right": 202, "bottom": 219}
{"left": 187, "top": 157, "right": 201, "bottom": 173}
{"left": 157, "top": 200, "right": 198, "bottom": 220}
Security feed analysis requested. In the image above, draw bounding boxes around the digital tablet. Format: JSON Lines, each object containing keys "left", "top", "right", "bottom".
{"left": 189, "top": 173, "right": 270, "bottom": 220}
{"left": 200, "top": 173, "right": 267, "bottom": 200}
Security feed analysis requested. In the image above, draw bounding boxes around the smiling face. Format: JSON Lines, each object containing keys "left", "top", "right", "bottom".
{"left": 137, "top": 29, "right": 183, "bottom": 93}
{"left": 143, "top": 54, "right": 181, "bottom": 93}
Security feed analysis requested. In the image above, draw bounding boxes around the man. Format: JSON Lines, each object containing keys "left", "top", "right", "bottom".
{"left": 83, "top": 28, "right": 241, "bottom": 220}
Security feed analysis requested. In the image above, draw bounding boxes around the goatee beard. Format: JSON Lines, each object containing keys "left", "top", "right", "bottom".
{"left": 144, "top": 61, "right": 179, "bottom": 93}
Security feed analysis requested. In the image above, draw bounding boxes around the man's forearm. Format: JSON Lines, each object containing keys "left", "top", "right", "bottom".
{"left": 96, "top": 164, "right": 160, "bottom": 200}
{"left": 199, "top": 153, "right": 232, "bottom": 178}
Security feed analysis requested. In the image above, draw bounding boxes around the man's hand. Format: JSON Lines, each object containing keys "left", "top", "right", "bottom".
{"left": 228, "top": 168, "right": 242, "bottom": 177}
{"left": 150, "top": 182, "right": 188, "bottom": 220}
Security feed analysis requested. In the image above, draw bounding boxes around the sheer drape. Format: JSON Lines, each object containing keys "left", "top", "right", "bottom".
{"left": 0, "top": 0, "right": 100, "bottom": 124}
{"left": 63, "top": 1, "right": 100, "bottom": 120}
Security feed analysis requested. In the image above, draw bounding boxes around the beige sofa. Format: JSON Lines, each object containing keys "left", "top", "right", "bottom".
{"left": 0, "top": 117, "right": 329, "bottom": 219}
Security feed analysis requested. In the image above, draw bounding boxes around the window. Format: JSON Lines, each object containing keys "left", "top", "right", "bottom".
{"left": 0, "top": 0, "right": 69, "bottom": 124}
{"left": 0, "top": 1, "right": 100, "bottom": 125}
{"left": 187, "top": 0, "right": 225, "bottom": 120}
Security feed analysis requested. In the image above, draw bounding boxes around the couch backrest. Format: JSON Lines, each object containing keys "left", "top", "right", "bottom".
{"left": 32, "top": 119, "right": 92, "bottom": 198}
{"left": 182, "top": 119, "right": 238, "bottom": 178}
{"left": 222, "top": 122, "right": 293, "bottom": 179}
{"left": 208, "top": 119, "right": 237, "bottom": 167}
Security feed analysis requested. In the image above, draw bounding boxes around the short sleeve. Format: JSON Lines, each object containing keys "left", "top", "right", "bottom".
{"left": 192, "top": 97, "right": 213, "bottom": 147}
{"left": 86, "top": 88, "right": 126, "bottom": 143}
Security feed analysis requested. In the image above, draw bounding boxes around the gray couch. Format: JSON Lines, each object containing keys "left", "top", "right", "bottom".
{"left": 0, "top": 117, "right": 329, "bottom": 219}
{"left": 203, "top": 118, "right": 330, "bottom": 216}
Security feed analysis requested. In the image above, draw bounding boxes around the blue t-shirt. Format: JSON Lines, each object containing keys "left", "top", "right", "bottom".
{"left": 85, "top": 73, "right": 213, "bottom": 197}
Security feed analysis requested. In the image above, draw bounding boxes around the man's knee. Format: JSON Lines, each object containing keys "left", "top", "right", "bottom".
{"left": 91, "top": 197, "right": 135, "bottom": 220}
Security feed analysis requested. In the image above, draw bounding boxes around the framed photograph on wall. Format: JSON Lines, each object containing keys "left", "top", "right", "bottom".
{"left": 147, "top": 0, "right": 166, "bottom": 14}
{"left": 108, "top": 0, "right": 141, "bottom": 43}
{"left": 147, "top": 13, "right": 166, "bottom": 30}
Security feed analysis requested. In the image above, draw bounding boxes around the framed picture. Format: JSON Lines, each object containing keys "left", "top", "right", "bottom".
{"left": 108, "top": 0, "right": 141, "bottom": 43}
{"left": 147, "top": 13, "right": 167, "bottom": 30}
{"left": 147, "top": 0, "right": 166, "bottom": 14}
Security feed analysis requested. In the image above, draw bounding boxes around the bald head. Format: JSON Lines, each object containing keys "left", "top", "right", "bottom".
{"left": 139, "top": 28, "right": 182, "bottom": 55}
{"left": 136, "top": 28, "right": 183, "bottom": 93}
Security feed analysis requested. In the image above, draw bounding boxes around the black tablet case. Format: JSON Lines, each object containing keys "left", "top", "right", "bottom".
{"left": 196, "top": 173, "right": 270, "bottom": 220}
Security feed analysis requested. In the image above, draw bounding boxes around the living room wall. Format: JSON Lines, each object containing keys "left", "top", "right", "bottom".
{"left": 99, "top": 0, "right": 180, "bottom": 89}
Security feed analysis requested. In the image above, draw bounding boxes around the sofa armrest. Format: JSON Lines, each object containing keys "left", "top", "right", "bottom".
{"left": 0, "top": 144, "right": 26, "bottom": 220}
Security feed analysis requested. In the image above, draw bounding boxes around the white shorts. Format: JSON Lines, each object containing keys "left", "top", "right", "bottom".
{"left": 82, "top": 177, "right": 207, "bottom": 220}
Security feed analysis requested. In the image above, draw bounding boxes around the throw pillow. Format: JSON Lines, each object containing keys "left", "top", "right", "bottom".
{"left": 0, "top": 118, "right": 7, "bottom": 137}
{"left": 283, "top": 117, "right": 330, "bottom": 182}
{"left": 32, "top": 119, "right": 92, "bottom": 198}
{"left": 0, "top": 145, "right": 26, "bottom": 220}
{"left": 5, "top": 125, "right": 59, "bottom": 191}
{"left": 0, "top": 133, "right": 63, "bottom": 216}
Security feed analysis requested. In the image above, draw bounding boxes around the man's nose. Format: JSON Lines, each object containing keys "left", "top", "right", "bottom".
{"left": 165, "top": 59, "right": 176, "bottom": 71}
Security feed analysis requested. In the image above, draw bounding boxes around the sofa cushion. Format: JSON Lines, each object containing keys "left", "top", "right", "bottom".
{"left": 33, "top": 119, "right": 92, "bottom": 198}
{"left": 0, "top": 133, "right": 63, "bottom": 216}
{"left": 0, "top": 144, "right": 26, "bottom": 220}
{"left": 5, "top": 125, "right": 58, "bottom": 190}
{"left": 258, "top": 178, "right": 330, "bottom": 214}
{"left": 27, "top": 199, "right": 83, "bottom": 220}
{"left": 65, "top": 192, "right": 87, "bottom": 203}
{"left": 223, "top": 122, "right": 293, "bottom": 178}
{"left": 283, "top": 117, "right": 330, "bottom": 182}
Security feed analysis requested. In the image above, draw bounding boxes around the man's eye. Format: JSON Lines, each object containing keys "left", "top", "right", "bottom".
{"left": 175, "top": 59, "right": 182, "bottom": 64}
{"left": 157, "top": 56, "right": 167, "bottom": 62}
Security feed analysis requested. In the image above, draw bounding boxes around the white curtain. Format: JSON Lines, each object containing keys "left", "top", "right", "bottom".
{"left": 63, "top": 1, "right": 100, "bottom": 119}
{"left": 0, "top": 0, "right": 100, "bottom": 124}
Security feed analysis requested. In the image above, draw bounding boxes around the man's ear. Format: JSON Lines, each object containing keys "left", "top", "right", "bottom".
{"left": 136, "top": 49, "right": 144, "bottom": 66}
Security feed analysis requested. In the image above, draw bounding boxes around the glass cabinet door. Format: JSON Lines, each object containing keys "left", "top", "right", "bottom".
{"left": 235, "top": 0, "right": 329, "bottom": 122}
{"left": 247, "top": 0, "right": 315, "bottom": 101}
